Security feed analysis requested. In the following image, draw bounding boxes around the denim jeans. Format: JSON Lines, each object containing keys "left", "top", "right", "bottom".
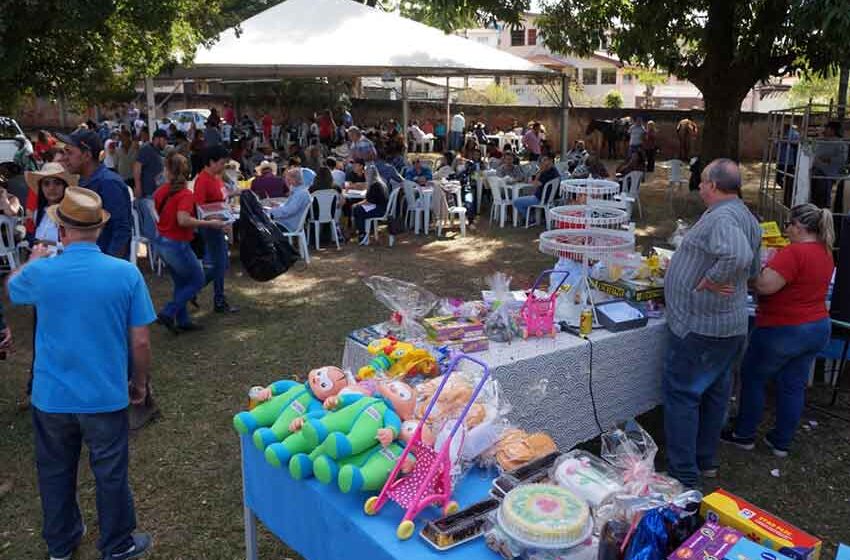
{"left": 512, "top": 195, "right": 541, "bottom": 224}
{"left": 154, "top": 236, "right": 205, "bottom": 326}
{"left": 663, "top": 328, "right": 745, "bottom": 487}
{"left": 734, "top": 319, "right": 831, "bottom": 449}
{"left": 450, "top": 131, "right": 464, "bottom": 151}
{"left": 201, "top": 228, "right": 228, "bottom": 305}
{"left": 32, "top": 407, "right": 135, "bottom": 558}
{"left": 354, "top": 205, "right": 387, "bottom": 234}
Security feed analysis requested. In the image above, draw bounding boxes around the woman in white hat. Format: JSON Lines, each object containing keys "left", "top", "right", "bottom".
{"left": 25, "top": 162, "right": 78, "bottom": 246}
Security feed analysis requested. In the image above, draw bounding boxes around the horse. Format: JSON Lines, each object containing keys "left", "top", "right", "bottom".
{"left": 585, "top": 117, "right": 631, "bottom": 159}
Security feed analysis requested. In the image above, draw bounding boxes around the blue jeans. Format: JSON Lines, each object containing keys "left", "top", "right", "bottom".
{"left": 450, "top": 130, "right": 463, "bottom": 150}
{"left": 513, "top": 195, "right": 541, "bottom": 223}
{"left": 201, "top": 228, "right": 228, "bottom": 305}
{"left": 663, "top": 329, "right": 745, "bottom": 487}
{"left": 32, "top": 407, "right": 135, "bottom": 558}
{"left": 354, "top": 204, "right": 387, "bottom": 234}
{"left": 734, "top": 319, "right": 831, "bottom": 449}
{"left": 155, "top": 236, "right": 205, "bottom": 326}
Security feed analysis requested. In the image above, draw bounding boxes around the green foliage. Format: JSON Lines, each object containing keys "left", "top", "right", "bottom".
{"left": 228, "top": 78, "right": 352, "bottom": 111}
{"left": 788, "top": 72, "right": 844, "bottom": 107}
{"left": 603, "top": 89, "right": 624, "bottom": 108}
{"left": 483, "top": 84, "right": 519, "bottom": 105}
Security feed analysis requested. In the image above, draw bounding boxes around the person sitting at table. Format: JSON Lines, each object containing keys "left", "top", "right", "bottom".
{"left": 288, "top": 156, "right": 316, "bottom": 189}
{"left": 309, "top": 166, "right": 340, "bottom": 195}
{"left": 511, "top": 156, "right": 560, "bottom": 226}
{"left": 353, "top": 166, "right": 389, "bottom": 245}
{"left": 409, "top": 120, "right": 434, "bottom": 147}
{"left": 269, "top": 168, "right": 311, "bottom": 233}
{"left": 374, "top": 149, "right": 404, "bottom": 187}
{"left": 404, "top": 158, "right": 433, "bottom": 185}
{"left": 252, "top": 160, "right": 287, "bottom": 199}
{"left": 345, "top": 158, "right": 367, "bottom": 186}
{"left": 615, "top": 149, "right": 646, "bottom": 177}
{"left": 326, "top": 157, "right": 346, "bottom": 188}
{"left": 487, "top": 143, "right": 503, "bottom": 160}
{"left": 497, "top": 152, "right": 525, "bottom": 182}
{"left": 573, "top": 155, "right": 610, "bottom": 179}
{"left": 722, "top": 204, "right": 835, "bottom": 458}
{"left": 347, "top": 126, "right": 377, "bottom": 162}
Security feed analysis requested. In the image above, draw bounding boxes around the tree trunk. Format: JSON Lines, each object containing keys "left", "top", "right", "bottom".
{"left": 699, "top": 85, "right": 749, "bottom": 162}
{"left": 838, "top": 64, "right": 849, "bottom": 120}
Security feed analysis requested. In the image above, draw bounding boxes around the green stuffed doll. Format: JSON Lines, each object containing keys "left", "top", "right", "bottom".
{"left": 231, "top": 366, "right": 350, "bottom": 450}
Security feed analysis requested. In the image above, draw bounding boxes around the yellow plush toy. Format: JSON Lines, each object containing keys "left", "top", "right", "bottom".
{"left": 357, "top": 337, "right": 438, "bottom": 380}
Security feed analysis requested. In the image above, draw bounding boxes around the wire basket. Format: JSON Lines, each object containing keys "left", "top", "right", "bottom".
{"left": 539, "top": 228, "right": 635, "bottom": 261}
{"left": 560, "top": 179, "right": 621, "bottom": 200}
{"left": 548, "top": 205, "right": 631, "bottom": 230}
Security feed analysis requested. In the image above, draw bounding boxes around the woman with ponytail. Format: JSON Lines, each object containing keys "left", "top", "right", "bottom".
{"left": 723, "top": 203, "right": 835, "bottom": 457}
{"left": 152, "top": 153, "right": 229, "bottom": 334}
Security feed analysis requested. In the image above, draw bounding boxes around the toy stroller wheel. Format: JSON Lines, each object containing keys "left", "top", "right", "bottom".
{"left": 364, "top": 496, "right": 379, "bottom": 516}
{"left": 396, "top": 520, "right": 415, "bottom": 540}
{"left": 444, "top": 501, "right": 459, "bottom": 516}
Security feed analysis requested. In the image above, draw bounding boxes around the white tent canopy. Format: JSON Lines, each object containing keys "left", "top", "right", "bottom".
{"left": 165, "top": 0, "right": 553, "bottom": 79}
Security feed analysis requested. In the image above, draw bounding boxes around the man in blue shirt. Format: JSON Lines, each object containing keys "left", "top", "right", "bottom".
{"left": 8, "top": 187, "right": 156, "bottom": 560}
{"left": 403, "top": 158, "right": 433, "bottom": 185}
{"left": 57, "top": 129, "right": 132, "bottom": 259}
{"left": 512, "top": 156, "right": 560, "bottom": 226}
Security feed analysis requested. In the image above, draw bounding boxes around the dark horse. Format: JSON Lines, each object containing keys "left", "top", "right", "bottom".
{"left": 586, "top": 117, "right": 631, "bottom": 159}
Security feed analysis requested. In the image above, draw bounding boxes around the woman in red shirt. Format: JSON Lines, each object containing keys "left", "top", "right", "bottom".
{"left": 723, "top": 204, "right": 835, "bottom": 457}
{"left": 153, "top": 153, "right": 228, "bottom": 333}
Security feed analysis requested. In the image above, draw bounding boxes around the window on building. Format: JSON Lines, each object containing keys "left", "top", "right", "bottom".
{"left": 511, "top": 28, "right": 525, "bottom": 46}
{"left": 582, "top": 68, "right": 598, "bottom": 85}
{"left": 527, "top": 29, "right": 537, "bottom": 46}
{"left": 600, "top": 68, "right": 617, "bottom": 85}
{"left": 623, "top": 74, "right": 633, "bottom": 85}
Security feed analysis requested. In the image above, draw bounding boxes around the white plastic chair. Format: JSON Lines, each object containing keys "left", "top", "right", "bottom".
{"left": 663, "top": 159, "right": 687, "bottom": 212}
{"left": 478, "top": 169, "right": 498, "bottom": 216}
{"left": 620, "top": 171, "right": 644, "bottom": 219}
{"left": 0, "top": 215, "right": 21, "bottom": 271}
{"left": 521, "top": 162, "right": 539, "bottom": 181}
{"left": 280, "top": 197, "right": 313, "bottom": 264}
{"left": 488, "top": 158, "right": 502, "bottom": 170}
{"left": 310, "top": 190, "right": 341, "bottom": 250}
{"left": 524, "top": 178, "right": 560, "bottom": 229}
{"left": 437, "top": 187, "right": 467, "bottom": 237}
{"left": 402, "top": 180, "right": 428, "bottom": 234}
{"left": 487, "top": 176, "right": 513, "bottom": 228}
{"left": 434, "top": 166, "right": 454, "bottom": 180}
{"left": 363, "top": 186, "right": 402, "bottom": 247}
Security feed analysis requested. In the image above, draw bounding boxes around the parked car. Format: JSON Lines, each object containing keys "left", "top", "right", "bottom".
{"left": 167, "top": 109, "right": 211, "bottom": 133}
{"left": 0, "top": 116, "right": 25, "bottom": 164}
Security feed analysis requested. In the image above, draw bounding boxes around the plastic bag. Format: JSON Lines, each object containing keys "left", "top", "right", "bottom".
{"left": 363, "top": 276, "right": 439, "bottom": 339}
{"left": 600, "top": 420, "right": 682, "bottom": 499}
{"left": 437, "top": 298, "right": 489, "bottom": 320}
{"left": 624, "top": 507, "right": 679, "bottom": 560}
{"left": 484, "top": 273, "right": 520, "bottom": 343}
{"left": 668, "top": 220, "right": 690, "bottom": 249}
{"left": 551, "top": 450, "right": 624, "bottom": 509}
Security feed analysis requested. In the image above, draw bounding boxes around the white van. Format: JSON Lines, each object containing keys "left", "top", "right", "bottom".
{"left": 0, "top": 116, "right": 25, "bottom": 164}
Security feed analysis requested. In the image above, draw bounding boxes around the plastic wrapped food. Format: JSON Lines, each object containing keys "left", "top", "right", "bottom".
{"left": 552, "top": 451, "right": 624, "bottom": 509}
{"left": 421, "top": 498, "right": 500, "bottom": 550}
{"left": 484, "top": 272, "right": 521, "bottom": 343}
{"left": 487, "top": 428, "right": 559, "bottom": 472}
{"left": 600, "top": 420, "right": 682, "bottom": 499}
{"left": 363, "top": 275, "right": 439, "bottom": 339}
{"left": 437, "top": 298, "right": 489, "bottom": 320}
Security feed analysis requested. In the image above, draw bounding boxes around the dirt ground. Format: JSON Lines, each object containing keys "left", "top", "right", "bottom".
{"left": 0, "top": 162, "right": 847, "bottom": 560}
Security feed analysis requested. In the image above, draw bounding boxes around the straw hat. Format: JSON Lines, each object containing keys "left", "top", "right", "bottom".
{"left": 255, "top": 160, "right": 277, "bottom": 176}
{"left": 25, "top": 162, "right": 79, "bottom": 194}
{"left": 46, "top": 186, "right": 110, "bottom": 230}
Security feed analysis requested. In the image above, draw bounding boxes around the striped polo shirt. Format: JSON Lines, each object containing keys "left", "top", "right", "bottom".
{"left": 664, "top": 198, "right": 761, "bottom": 338}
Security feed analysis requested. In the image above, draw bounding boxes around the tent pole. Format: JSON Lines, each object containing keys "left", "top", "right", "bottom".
{"left": 402, "top": 78, "right": 409, "bottom": 150}
{"left": 560, "top": 75, "right": 570, "bottom": 158}
{"left": 145, "top": 76, "right": 157, "bottom": 134}
{"left": 446, "top": 77, "right": 451, "bottom": 150}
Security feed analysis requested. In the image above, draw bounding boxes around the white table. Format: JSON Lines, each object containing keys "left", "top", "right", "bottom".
{"left": 342, "top": 319, "right": 669, "bottom": 451}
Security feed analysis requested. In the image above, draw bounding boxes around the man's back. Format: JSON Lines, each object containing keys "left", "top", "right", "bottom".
{"left": 79, "top": 165, "right": 132, "bottom": 258}
{"left": 8, "top": 243, "right": 155, "bottom": 413}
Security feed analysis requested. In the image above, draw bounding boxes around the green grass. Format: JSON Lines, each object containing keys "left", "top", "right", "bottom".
{"left": 0, "top": 164, "right": 848, "bottom": 559}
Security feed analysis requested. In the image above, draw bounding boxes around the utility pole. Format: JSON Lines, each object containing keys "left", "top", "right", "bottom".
{"left": 837, "top": 64, "right": 848, "bottom": 120}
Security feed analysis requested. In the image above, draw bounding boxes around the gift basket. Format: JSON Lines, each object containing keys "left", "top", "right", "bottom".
{"left": 363, "top": 275, "right": 439, "bottom": 339}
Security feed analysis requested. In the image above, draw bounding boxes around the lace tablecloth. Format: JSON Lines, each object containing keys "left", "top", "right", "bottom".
{"left": 342, "top": 319, "right": 669, "bottom": 450}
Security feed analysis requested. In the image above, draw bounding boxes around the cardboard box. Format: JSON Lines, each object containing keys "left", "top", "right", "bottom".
{"left": 701, "top": 489, "right": 822, "bottom": 560}
{"left": 589, "top": 277, "right": 665, "bottom": 303}
{"left": 424, "top": 316, "right": 484, "bottom": 342}
{"left": 442, "top": 335, "right": 489, "bottom": 353}
{"left": 725, "top": 538, "right": 794, "bottom": 560}
{"left": 669, "top": 522, "right": 743, "bottom": 560}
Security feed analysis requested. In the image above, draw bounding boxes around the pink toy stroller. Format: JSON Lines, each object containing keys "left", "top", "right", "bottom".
{"left": 519, "top": 269, "right": 569, "bottom": 339}
{"left": 364, "top": 353, "right": 491, "bottom": 540}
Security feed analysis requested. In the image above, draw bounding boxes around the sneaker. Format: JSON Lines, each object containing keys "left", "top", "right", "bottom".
{"left": 155, "top": 313, "right": 180, "bottom": 335}
{"left": 763, "top": 435, "right": 789, "bottom": 458}
{"left": 103, "top": 532, "right": 152, "bottom": 560}
{"left": 177, "top": 322, "right": 204, "bottom": 332}
{"left": 720, "top": 428, "right": 755, "bottom": 450}
{"left": 358, "top": 234, "right": 369, "bottom": 246}
{"left": 214, "top": 300, "right": 240, "bottom": 314}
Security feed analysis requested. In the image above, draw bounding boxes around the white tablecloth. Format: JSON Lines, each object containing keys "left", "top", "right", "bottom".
{"left": 342, "top": 319, "right": 669, "bottom": 450}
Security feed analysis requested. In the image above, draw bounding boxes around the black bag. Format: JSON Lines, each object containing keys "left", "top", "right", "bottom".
{"left": 238, "top": 190, "right": 298, "bottom": 281}
{"left": 387, "top": 186, "right": 406, "bottom": 235}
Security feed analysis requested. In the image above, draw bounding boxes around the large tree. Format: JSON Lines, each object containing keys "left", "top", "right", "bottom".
{"left": 537, "top": 0, "right": 850, "bottom": 160}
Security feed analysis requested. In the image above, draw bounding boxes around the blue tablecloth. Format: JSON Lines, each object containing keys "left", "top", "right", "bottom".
{"left": 241, "top": 436, "right": 497, "bottom": 560}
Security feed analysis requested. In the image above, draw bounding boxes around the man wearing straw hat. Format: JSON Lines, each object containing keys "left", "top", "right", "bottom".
{"left": 7, "top": 187, "right": 155, "bottom": 560}
{"left": 251, "top": 160, "right": 286, "bottom": 198}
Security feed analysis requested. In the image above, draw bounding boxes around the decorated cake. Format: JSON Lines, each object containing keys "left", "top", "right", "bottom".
{"left": 498, "top": 483, "right": 591, "bottom": 548}
{"left": 553, "top": 450, "right": 623, "bottom": 508}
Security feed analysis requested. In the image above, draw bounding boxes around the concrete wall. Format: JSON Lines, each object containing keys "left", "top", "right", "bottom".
{"left": 349, "top": 100, "right": 769, "bottom": 161}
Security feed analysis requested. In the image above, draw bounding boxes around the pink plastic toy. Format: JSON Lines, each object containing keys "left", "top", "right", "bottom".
{"left": 519, "top": 269, "right": 569, "bottom": 339}
{"left": 363, "top": 353, "right": 492, "bottom": 540}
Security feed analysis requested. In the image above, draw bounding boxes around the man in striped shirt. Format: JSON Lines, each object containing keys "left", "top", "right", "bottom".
{"left": 663, "top": 158, "right": 761, "bottom": 488}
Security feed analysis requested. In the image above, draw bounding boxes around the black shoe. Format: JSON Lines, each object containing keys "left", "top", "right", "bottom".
{"left": 719, "top": 428, "right": 755, "bottom": 450}
{"left": 156, "top": 313, "right": 180, "bottom": 335}
{"left": 178, "top": 322, "right": 205, "bottom": 332}
{"left": 214, "top": 300, "right": 240, "bottom": 314}
{"left": 189, "top": 296, "right": 200, "bottom": 309}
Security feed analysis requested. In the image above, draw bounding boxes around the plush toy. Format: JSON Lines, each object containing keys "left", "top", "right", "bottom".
{"left": 357, "top": 337, "right": 438, "bottom": 380}
{"left": 265, "top": 379, "right": 417, "bottom": 468}
{"left": 231, "top": 366, "right": 350, "bottom": 451}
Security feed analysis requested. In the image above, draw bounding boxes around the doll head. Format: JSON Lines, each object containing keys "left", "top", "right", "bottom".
{"left": 377, "top": 380, "right": 416, "bottom": 420}
{"left": 400, "top": 420, "right": 436, "bottom": 447}
{"left": 307, "top": 366, "right": 350, "bottom": 400}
